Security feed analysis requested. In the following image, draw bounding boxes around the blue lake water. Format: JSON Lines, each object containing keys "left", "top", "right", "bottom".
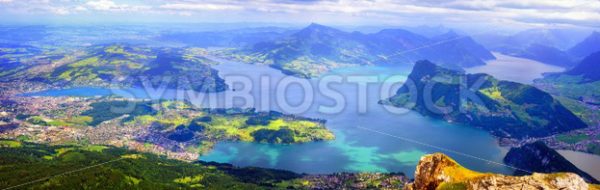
{"left": 26, "top": 60, "right": 518, "bottom": 177}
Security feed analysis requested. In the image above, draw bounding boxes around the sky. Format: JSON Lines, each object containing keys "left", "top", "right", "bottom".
{"left": 1, "top": 0, "right": 599, "bottom": 31}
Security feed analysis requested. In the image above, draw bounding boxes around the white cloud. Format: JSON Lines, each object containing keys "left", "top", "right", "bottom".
{"left": 85, "top": 0, "right": 150, "bottom": 12}
{"left": 0, "top": 0, "right": 598, "bottom": 28}
{"left": 160, "top": 3, "right": 243, "bottom": 11}
{"left": 86, "top": 0, "right": 118, "bottom": 11}
{"left": 74, "top": 6, "right": 87, "bottom": 12}
{"left": 49, "top": 7, "right": 70, "bottom": 15}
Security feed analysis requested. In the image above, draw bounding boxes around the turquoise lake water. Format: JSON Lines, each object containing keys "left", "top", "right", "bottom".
{"left": 25, "top": 61, "right": 517, "bottom": 177}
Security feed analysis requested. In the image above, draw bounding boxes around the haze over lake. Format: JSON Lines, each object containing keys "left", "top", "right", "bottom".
{"left": 465, "top": 53, "right": 565, "bottom": 84}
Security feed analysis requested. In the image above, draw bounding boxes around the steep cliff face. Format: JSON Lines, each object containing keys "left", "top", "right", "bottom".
{"left": 504, "top": 141, "right": 598, "bottom": 183}
{"left": 406, "top": 153, "right": 591, "bottom": 190}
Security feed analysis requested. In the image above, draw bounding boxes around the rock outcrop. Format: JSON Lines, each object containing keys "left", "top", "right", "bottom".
{"left": 406, "top": 153, "right": 592, "bottom": 190}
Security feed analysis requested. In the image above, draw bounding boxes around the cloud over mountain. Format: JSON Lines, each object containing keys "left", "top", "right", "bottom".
{"left": 0, "top": 0, "right": 598, "bottom": 29}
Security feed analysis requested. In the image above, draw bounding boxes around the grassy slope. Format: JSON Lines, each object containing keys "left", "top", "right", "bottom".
{"left": 34, "top": 44, "right": 227, "bottom": 92}
{"left": 387, "top": 61, "right": 586, "bottom": 138}
{"left": 0, "top": 140, "right": 407, "bottom": 189}
{"left": 534, "top": 75, "right": 599, "bottom": 126}
{"left": 0, "top": 140, "right": 268, "bottom": 189}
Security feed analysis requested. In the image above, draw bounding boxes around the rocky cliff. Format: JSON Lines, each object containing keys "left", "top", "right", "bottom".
{"left": 406, "top": 153, "right": 594, "bottom": 190}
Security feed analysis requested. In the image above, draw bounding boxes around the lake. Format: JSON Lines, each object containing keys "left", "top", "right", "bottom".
{"left": 26, "top": 58, "right": 597, "bottom": 178}
{"left": 465, "top": 52, "right": 564, "bottom": 84}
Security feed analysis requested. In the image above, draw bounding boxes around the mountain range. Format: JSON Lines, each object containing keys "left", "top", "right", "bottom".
{"left": 159, "top": 27, "right": 294, "bottom": 48}
{"left": 495, "top": 43, "right": 574, "bottom": 67}
{"left": 385, "top": 60, "right": 587, "bottom": 138}
{"left": 504, "top": 28, "right": 589, "bottom": 50}
{"left": 475, "top": 29, "right": 597, "bottom": 68}
{"left": 230, "top": 23, "right": 495, "bottom": 78}
{"left": 476, "top": 28, "right": 589, "bottom": 51}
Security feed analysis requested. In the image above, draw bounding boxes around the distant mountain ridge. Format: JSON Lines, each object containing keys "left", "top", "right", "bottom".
{"left": 504, "top": 28, "right": 587, "bottom": 50}
{"left": 475, "top": 28, "right": 589, "bottom": 51}
{"left": 401, "top": 25, "right": 455, "bottom": 38}
{"left": 385, "top": 60, "right": 587, "bottom": 138}
{"left": 495, "top": 43, "right": 574, "bottom": 67}
{"left": 159, "top": 27, "right": 294, "bottom": 47}
{"left": 564, "top": 51, "right": 600, "bottom": 82}
{"left": 230, "top": 23, "right": 495, "bottom": 78}
{"left": 476, "top": 28, "right": 595, "bottom": 68}
{"left": 569, "top": 31, "right": 600, "bottom": 59}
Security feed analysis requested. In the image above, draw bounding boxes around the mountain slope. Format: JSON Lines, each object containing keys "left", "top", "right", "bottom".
{"left": 245, "top": 23, "right": 372, "bottom": 77}
{"left": 569, "top": 32, "right": 600, "bottom": 59}
{"left": 28, "top": 44, "right": 227, "bottom": 92}
{"left": 231, "top": 23, "right": 495, "bottom": 78}
{"left": 504, "top": 141, "right": 598, "bottom": 183}
{"left": 426, "top": 31, "right": 496, "bottom": 67}
{"left": 385, "top": 60, "right": 587, "bottom": 138}
{"left": 496, "top": 43, "right": 574, "bottom": 67}
{"left": 0, "top": 140, "right": 409, "bottom": 189}
{"left": 534, "top": 51, "right": 600, "bottom": 106}
{"left": 0, "top": 140, "right": 283, "bottom": 189}
{"left": 406, "top": 153, "right": 593, "bottom": 190}
{"left": 564, "top": 51, "right": 600, "bottom": 82}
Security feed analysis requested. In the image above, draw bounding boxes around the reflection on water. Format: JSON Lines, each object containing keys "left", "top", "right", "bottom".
{"left": 465, "top": 52, "right": 564, "bottom": 84}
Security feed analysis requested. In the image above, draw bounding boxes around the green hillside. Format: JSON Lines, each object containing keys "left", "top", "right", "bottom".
{"left": 385, "top": 60, "right": 587, "bottom": 138}
{"left": 32, "top": 44, "right": 227, "bottom": 92}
